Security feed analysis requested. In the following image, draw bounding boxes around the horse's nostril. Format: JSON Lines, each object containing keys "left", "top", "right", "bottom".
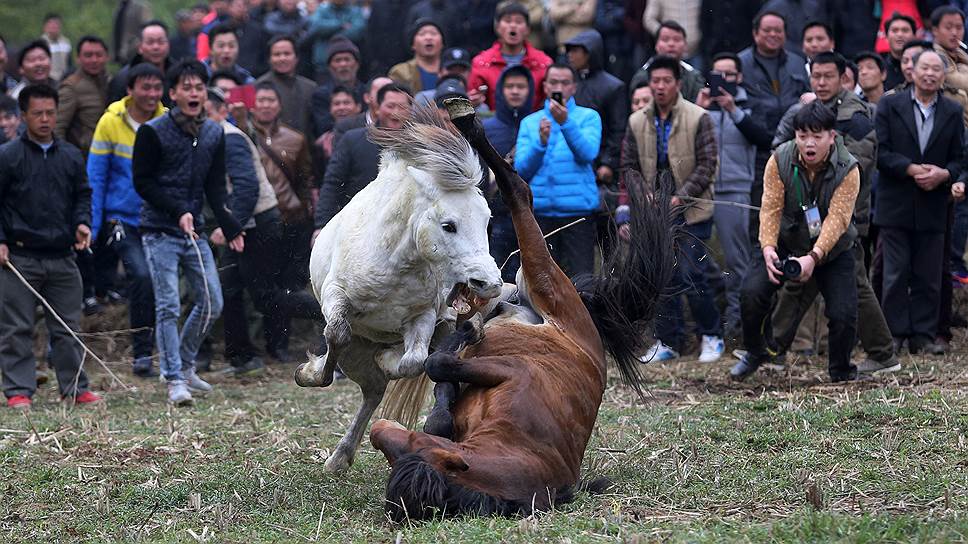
{"left": 468, "top": 278, "right": 487, "bottom": 290}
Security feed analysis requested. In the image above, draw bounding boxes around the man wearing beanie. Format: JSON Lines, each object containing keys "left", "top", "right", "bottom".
{"left": 311, "top": 36, "right": 366, "bottom": 138}
{"left": 389, "top": 19, "right": 445, "bottom": 94}
{"left": 469, "top": 2, "right": 552, "bottom": 111}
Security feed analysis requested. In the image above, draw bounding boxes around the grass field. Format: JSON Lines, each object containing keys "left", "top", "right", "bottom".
{"left": 2, "top": 303, "right": 968, "bottom": 543}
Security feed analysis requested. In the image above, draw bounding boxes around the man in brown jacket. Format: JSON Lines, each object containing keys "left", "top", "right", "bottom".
{"left": 55, "top": 36, "right": 110, "bottom": 156}
{"left": 246, "top": 81, "right": 316, "bottom": 362}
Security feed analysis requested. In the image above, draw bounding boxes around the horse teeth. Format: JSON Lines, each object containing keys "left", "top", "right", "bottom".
{"left": 453, "top": 299, "right": 471, "bottom": 314}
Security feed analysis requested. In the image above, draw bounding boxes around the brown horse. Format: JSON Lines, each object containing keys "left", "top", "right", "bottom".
{"left": 369, "top": 98, "right": 675, "bottom": 520}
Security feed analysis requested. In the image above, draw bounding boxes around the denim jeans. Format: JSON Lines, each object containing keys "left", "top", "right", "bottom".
{"left": 656, "top": 219, "right": 723, "bottom": 350}
{"left": 114, "top": 224, "right": 155, "bottom": 361}
{"left": 142, "top": 231, "right": 223, "bottom": 382}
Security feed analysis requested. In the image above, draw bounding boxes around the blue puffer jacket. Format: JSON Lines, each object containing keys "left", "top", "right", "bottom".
{"left": 515, "top": 97, "right": 602, "bottom": 217}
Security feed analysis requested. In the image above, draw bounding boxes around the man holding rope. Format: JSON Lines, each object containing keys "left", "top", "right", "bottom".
{"left": 133, "top": 60, "right": 244, "bottom": 406}
{"left": 0, "top": 83, "right": 101, "bottom": 409}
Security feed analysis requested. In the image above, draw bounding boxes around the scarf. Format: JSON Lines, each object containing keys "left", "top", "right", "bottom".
{"left": 171, "top": 107, "right": 206, "bottom": 138}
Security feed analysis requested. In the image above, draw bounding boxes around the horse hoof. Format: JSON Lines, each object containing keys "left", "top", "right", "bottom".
{"left": 294, "top": 364, "right": 334, "bottom": 388}
{"left": 324, "top": 453, "right": 352, "bottom": 472}
{"left": 423, "top": 409, "right": 454, "bottom": 439}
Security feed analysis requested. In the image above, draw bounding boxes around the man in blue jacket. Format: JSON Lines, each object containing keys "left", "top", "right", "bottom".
{"left": 483, "top": 64, "right": 534, "bottom": 282}
{"left": 515, "top": 63, "right": 602, "bottom": 277}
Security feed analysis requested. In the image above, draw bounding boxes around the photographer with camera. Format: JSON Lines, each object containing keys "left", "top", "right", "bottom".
{"left": 731, "top": 101, "right": 862, "bottom": 383}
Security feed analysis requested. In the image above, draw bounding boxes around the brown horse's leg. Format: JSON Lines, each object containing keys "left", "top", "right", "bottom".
{"left": 447, "top": 100, "right": 582, "bottom": 321}
{"left": 423, "top": 381, "right": 458, "bottom": 439}
{"left": 425, "top": 352, "right": 515, "bottom": 387}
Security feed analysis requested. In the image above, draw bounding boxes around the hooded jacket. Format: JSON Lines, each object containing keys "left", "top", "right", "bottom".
{"left": 87, "top": 96, "right": 166, "bottom": 239}
{"left": 483, "top": 65, "right": 535, "bottom": 217}
{"left": 565, "top": 29, "right": 628, "bottom": 171}
{"left": 515, "top": 97, "right": 603, "bottom": 217}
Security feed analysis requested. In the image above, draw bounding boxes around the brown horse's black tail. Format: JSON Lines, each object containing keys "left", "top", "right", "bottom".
{"left": 385, "top": 454, "right": 605, "bottom": 522}
{"left": 572, "top": 172, "right": 676, "bottom": 399}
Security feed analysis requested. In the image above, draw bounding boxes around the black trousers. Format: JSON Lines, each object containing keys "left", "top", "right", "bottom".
{"left": 741, "top": 248, "right": 857, "bottom": 380}
{"left": 222, "top": 210, "right": 322, "bottom": 364}
{"left": 880, "top": 226, "right": 944, "bottom": 340}
{"left": 0, "top": 254, "right": 90, "bottom": 398}
{"left": 537, "top": 214, "right": 597, "bottom": 278}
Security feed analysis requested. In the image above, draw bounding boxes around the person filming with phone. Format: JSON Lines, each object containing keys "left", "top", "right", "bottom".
{"left": 730, "top": 101, "right": 863, "bottom": 383}
{"left": 514, "top": 62, "right": 601, "bottom": 277}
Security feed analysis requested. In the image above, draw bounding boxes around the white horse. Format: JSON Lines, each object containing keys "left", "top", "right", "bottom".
{"left": 295, "top": 109, "right": 504, "bottom": 472}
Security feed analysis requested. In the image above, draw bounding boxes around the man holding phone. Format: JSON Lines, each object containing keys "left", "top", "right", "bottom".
{"left": 696, "top": 52, "right": 773, "bottom": 343}
{"left": 514, "top": 63, "right": 602, "bottom": 277}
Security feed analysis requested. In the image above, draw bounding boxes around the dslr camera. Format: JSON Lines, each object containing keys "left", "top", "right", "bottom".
{"left": 773, "top": 258, "right": 802, "bottom": 281}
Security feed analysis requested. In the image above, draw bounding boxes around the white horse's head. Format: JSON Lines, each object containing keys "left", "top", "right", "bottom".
{"left": 371, "top": 109, "right": 504, "bottom": 308}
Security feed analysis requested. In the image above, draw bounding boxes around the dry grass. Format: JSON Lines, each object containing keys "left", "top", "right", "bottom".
{"left": 2, "top": 301, "right": 968, "bottom": 542}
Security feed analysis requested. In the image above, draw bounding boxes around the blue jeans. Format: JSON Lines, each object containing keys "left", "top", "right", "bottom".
{"left": 142, "top": 231, "right": 223, "bottom": 382}
{"left": 115, "top": 224, "right": 155, "bottom": 361}
{"left": 656, "top": 219, "right": 722, "bottom": 350}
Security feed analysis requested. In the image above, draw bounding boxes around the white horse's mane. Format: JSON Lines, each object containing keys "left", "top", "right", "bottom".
{"left": 369, "top": 107, "right": 483, "bottom": 192}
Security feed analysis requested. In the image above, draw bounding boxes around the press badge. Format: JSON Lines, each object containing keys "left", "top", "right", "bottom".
{"left": 804, "top": 206, "right": 822, "bottom": 239}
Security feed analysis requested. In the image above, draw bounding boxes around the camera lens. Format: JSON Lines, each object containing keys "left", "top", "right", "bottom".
{"left": 783, "top": 259, "right": 802, "bottom": 279}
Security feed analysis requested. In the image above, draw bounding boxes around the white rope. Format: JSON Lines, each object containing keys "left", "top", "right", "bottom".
{"left": 188, "top": 235, "right": 213, "bottom": 336}
{"left": 499, "top": 217, "right": 587, "bottom": 271}
{"left": 4, "top": 260, "right": 132, "bottom": 390}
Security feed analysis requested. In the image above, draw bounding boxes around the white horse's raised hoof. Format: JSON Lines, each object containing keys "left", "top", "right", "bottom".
{"left": 293, "top": 363, "right": 332, "bottom": 388}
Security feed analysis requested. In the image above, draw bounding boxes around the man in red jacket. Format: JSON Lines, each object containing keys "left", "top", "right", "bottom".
{"left": 469, "top": 2, "right": 552, "bottom": 111}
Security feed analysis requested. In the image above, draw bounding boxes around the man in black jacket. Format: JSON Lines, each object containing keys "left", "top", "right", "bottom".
{"left": 132, "top": 60, "right": 245, "bottom": 406}
{"left": 0, "top": 84, "right": 101, "bottom": 409}
{"left": 313, "top": 83, "right": 411, "bottom": 238}
{"left": 564, "top": 29, "right": 628, "bottom": 258}
{"left": 875, "top": 49, "right": 965, "bottom": 355}
{"left": 109, "top": 20, "right": 176, "bottom": 105}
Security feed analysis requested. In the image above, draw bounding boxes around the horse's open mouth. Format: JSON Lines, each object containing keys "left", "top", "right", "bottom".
{"left": 446, "top": 283, "right": 488, "bottom": 315}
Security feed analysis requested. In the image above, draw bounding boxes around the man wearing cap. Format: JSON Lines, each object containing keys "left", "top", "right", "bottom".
{"left": 389, "top": 19, "right": 445, "bottom": 94}
{"left": 311, "top": 36, "right": 367, "bottom": 139}
{"left": 469, "top": 2, "right": 552, "bottom": 111}
{"left": 414, "top": 48, "right": 482, "bottom": 108}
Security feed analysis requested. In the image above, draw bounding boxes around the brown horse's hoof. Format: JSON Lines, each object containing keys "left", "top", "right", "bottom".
{"left": 294, "top": 363, "right": 334, "bottom": 388}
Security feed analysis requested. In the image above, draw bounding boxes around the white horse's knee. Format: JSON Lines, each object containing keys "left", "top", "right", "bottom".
{"left": 325, "top": 318, "right": 351, "bottom": 347}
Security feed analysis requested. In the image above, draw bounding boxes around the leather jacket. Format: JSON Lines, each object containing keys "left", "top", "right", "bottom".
{"left": 252, "top": 121, "right": 315, "bottom": 224}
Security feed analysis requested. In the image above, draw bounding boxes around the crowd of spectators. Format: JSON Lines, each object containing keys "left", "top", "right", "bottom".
{"left": 2, "top": 0, "right": 968, "bottom": 407}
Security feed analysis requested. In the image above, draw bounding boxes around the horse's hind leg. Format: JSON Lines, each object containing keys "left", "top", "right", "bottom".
{"left": 295, "top": 285, "right": 350, "bottom": 387}
{"left": 423, "top": 381, "right": 458, "bottom": 439}
{"left": 324, "top": 342, "right": 388, "bottom": 472}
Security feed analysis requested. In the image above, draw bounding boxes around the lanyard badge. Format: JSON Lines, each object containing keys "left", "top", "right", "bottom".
{"left": 794, "top": 166, "right": 822, "bottom": 240}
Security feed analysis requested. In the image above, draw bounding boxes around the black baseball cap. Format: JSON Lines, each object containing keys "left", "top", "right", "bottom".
{"left": 442, "top": 47, "right": 471, "bottom": 69}
{"left": 434, "top": 76, "right": 468, "bottom": 107}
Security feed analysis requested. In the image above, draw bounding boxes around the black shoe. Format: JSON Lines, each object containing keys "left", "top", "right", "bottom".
{"left": 132, "top": 357, "right": 159, "bottom": 378}
{"left": 233, "top": 356, "right": 266, "bottom": 377}
{"left": 952, "top": 313, "right": 968, "bottom": 329}
{"left": 909, "top": 336, "right": 945, "bottom": 355}
{"left": 195, "top": 351, "right": 213, "bottom": 373}
{"left": 82, "top": 297, "right": 103, "bottom": 316}
{"left": 831, "top": 366, "right": 868, "bottom": 382}
{"left": 892, "top": 337, "right": 906, "bottom": 356}
{"left": 101, "top": 290, "right": 125, "bottom": 305}
{"left": 729, "top": 354, "right": 762, "bottom": 381}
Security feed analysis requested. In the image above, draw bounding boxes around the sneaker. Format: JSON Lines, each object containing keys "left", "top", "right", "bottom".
{"left": 857, "top": 357, "right": 902, "bottom": 375}
{"left": 66, "top": 391, "right": 103, "bottom": 404}
{"left": 698, "top": 335, "right": 725, "bottom": 363}
{"left": 638, "top": 340, "right": 679, "bottom": 363}
{"left": 167, "top": 380, "right": 193, "bottom": 406}
{"left": 729, "top": 353, "right": 762, "bottom": 381}
{"left": 185, "top": 369, "right": 213, "bottom": 393}
{"left": 7, "top": 395, "right": 31, "bottom": 409}
{"left": 82, "top": 296, "right": 103, "bottom": 316}
{"left": 132, "top": 357, "right": 159, "bottom": 378}
{"left": 909, "top": 336, "right": 946, "bottom": 355}
{"left": 233, "top": 356, "right": 266, "bottom": 378}
{"left": 100, "top": 290, "right": 125, "bottom": 305}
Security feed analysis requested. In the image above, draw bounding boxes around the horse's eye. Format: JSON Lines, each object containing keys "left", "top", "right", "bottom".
{"left": 442, "top": 222, "right": 457, "bottom": 233}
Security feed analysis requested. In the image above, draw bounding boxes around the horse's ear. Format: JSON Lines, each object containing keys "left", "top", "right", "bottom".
{"left": 430, "top": 448, "right": 469, "bottom": 472}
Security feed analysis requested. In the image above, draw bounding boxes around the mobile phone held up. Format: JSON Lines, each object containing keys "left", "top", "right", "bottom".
{"left": 551, "top": 91, "right": 564, "bottom": 105}
{"left": 707, "top": 72, "right": 737, "bottom": 98}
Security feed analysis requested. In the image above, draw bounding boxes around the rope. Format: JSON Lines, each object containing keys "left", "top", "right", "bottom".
{"left": 188, "top": 235, "right": 214, "bottom": 335}
{"left": 3, "top": 260, "right": 132, "bottom": 391}
{"left": 499, "top": 217, "right": 587, "bottom": 271}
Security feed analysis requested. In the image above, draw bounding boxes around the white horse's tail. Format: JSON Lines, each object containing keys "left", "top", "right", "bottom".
{"left": 381, "top": 373, "right": 433, "bottom": 430}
